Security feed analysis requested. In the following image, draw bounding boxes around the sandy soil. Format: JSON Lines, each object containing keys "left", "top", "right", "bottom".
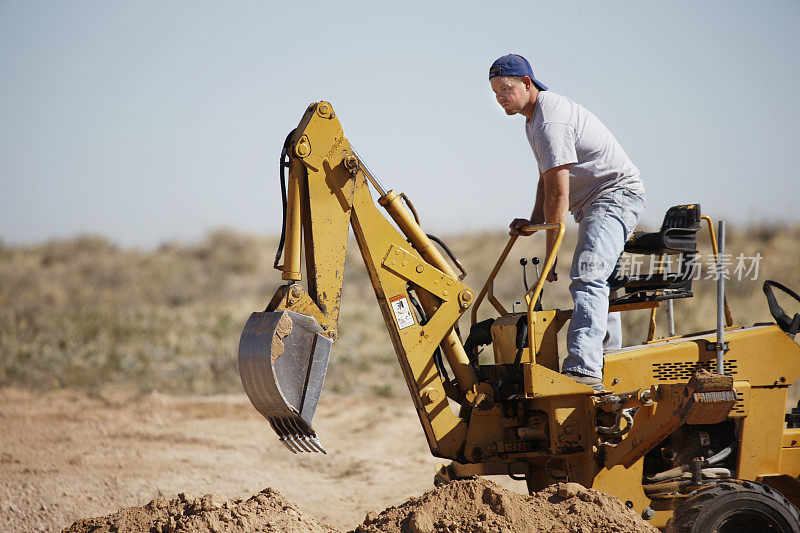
{"left": 61, "top": 478, "right": 657, "bottom": 533}
{"left": 356, "top": 478, "right": 657, "bottom": 533}
{"left": 0, "top": 388, "right": 527, "bottom": 532}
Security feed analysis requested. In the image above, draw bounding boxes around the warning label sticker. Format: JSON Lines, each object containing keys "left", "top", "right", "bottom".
{"left": 389, "top": 295, "right": 415, "bottom": 330}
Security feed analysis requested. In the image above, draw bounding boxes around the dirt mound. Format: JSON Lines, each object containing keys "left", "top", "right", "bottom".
{"left": 63, "top": 478, "right": 659, "bottom": 533}
{"left": 355, "top": 478, "right": 659, "bottom": 533}
{"left": 63, "top": 488, "right": 337, "bottom": 533}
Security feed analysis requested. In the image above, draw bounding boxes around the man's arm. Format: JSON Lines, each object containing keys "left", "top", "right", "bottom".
{"left": 507, "top": 165, "right": 569, "bottom": 281}
{"left": 541, "top": 164, "right": 570, "bottom": 281}
{"left": 531, "top": 172, "right": 545, "bottom": 224}
{"left": 509, "top": 173, "right": 545, "bottom": 236}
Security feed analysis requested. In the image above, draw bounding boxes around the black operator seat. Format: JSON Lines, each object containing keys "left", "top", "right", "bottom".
{"left": 608, "top": 204, "right": 702, "bottom": 304}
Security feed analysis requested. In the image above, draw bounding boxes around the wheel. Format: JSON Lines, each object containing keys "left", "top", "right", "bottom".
{"left": 672, "top": 479, "right": 800, "bottom": 533}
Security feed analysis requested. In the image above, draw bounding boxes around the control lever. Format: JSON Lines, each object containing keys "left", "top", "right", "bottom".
{"left": 520, "top": 257, "right": 544, "bottom": 312}
{"left": 531, "top": 256, "right": 540, "bottom": 278}
{"left": 531, "top": 257, "right": 543, "bottom": 312}
{"left": 520, "top": 258, "right": 529, "bottom": 291}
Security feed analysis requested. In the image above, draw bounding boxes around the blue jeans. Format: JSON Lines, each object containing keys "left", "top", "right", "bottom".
{"left": 562, "top": 188, "right": 645, "bottom": 378}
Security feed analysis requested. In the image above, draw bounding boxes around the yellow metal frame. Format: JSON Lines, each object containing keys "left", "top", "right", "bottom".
{"left": 470, "top": 222, "right": 565, "bottom": 327}
{"left": 272, "top": 102, "right": 478, "bottom": 459}
{"left": 260, "top": 101, "right": 800, "bottom": 530}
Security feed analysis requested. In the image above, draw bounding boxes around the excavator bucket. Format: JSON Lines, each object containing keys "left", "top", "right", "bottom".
{"left": 238, "top": 310, "right": 332, "bottom": 453}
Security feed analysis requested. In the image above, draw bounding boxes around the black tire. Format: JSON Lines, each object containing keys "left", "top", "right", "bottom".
{"left": 672, "top": 479, "right": 800, "bottom": 533}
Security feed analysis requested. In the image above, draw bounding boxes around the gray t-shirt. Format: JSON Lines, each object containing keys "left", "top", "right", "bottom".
{"left": 525, "top": 91, "right": 644, "bottom": 221}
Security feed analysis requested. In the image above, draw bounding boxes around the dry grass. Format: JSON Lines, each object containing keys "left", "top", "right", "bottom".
{"left": 1, "top": 224, "right": 798, "bottom": 397}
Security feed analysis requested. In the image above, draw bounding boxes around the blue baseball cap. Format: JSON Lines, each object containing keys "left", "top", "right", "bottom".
{"left": 489, "top": 54, "right": 548, "bottom": 91}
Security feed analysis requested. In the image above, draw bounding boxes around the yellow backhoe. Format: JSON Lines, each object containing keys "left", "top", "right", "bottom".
{"left": 238, "top": 101, "right": 800, "bottom": 531}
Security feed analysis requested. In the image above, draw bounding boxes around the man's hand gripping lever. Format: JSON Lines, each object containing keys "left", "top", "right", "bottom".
{"left": 509, "top": 219, "right": 558, "bottom": 282}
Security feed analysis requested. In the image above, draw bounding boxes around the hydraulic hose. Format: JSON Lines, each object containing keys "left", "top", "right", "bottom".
{"left": 426, "top": 233, "right": 467, "bottom": 281}
{"left": 707, "top": 446, "right": 732, "bottom": 465}
{"left": 407, "top": 288, "right": 450, "bottom": 382}
{"left": 273, "top": 129, "right": 296, "bottom": 271}
{"left": 646, "top": 448, "right": 733, "bottom": 483}
{"left": 497, "top": 316, "right": 527, "bottom": 398}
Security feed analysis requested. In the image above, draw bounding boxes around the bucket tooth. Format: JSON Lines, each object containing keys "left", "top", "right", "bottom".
{"left": 287, "top": 418, "right": 319, "bottom": 453}
{"left": 270, "top": 419, "right": 297, "bottom": 453}
{"left": 296, "top": 436, "right": 315, "bottom": 453}
{"left": 276, "top": 418, "right": 303, "bottom": 453}
{"left": 280, "top": 437, "right": 300, "bottom": 454}
{"left": 283, "top": 435, "right": 302, "bottom": 453}
{"left": 308, "top": 437, "right": 327, "bottom": 454}
{"left": 239, "top": 310, "right": 333, "bottom": 453}
{"left": 287, "top": 417, "right": 307, "bottom": 436}
{"left": 268, "top": 418, "right": 284, "bottom": 438}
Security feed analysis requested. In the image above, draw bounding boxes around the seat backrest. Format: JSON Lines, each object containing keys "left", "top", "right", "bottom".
{"left": 661, "top": 204, "right": 701, "bottom": 231}
{"left": 609, "top": 204, "right": 703, "bottom": 303}
{"left": 660, "top": 204, "right": 701, "bottom": 253}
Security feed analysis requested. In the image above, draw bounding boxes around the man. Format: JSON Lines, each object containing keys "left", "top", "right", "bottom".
{"left": 489, "top": 53, "right": 645, "bottom": 391}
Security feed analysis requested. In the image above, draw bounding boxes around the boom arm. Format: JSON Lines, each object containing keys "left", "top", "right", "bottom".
{"left": 251, "top": 101, "right": 477, "bottom": 458}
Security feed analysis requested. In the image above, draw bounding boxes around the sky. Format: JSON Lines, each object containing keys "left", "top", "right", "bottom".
{"left": 1, "top": 1, "right": 798, "bottom": 247}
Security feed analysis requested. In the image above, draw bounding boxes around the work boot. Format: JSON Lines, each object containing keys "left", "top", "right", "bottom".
{"left": 563, "top": 371, "right": 605, "bottom": 392}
